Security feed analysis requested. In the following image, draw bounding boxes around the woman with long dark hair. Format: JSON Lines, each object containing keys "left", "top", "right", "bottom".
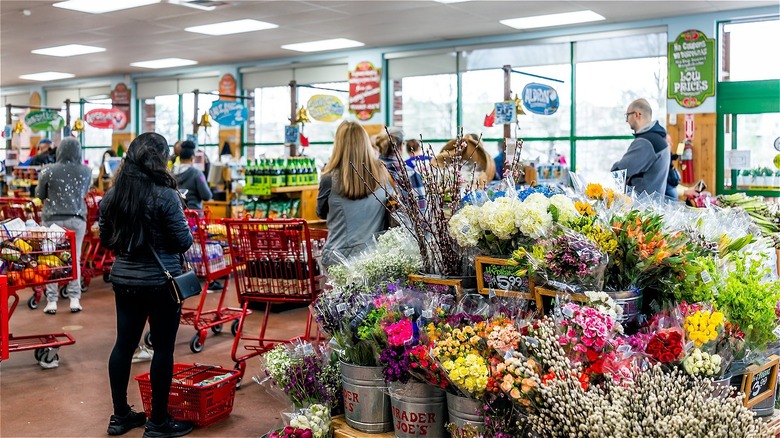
{"left": 100, "top": 133, "right": 193, "bottom": 438}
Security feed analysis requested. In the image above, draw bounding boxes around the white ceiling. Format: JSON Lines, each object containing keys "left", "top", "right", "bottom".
{"left": 1, "top": 0, "right": 777, "bottom": 88}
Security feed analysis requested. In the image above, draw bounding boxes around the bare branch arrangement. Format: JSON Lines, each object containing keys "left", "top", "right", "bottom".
{"left": 350, "top": 128, "right": 490, "bottom": 276}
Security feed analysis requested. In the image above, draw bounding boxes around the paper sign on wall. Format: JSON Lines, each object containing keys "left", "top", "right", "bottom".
{"left": 494, "top": 101, "right": 516, "bottom": 125}
{"left": 727, "top": 150, "right": 751, "bottom": 169}
{"left": 349, "top": 61, "right": 381, "bottom": 121}
{"left": 285, "top": 125, "right": 300, "bottom": 144}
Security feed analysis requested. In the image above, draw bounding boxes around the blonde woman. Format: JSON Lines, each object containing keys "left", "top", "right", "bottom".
{"left": 316, "top": 121, "right": 392, "bottom": 268}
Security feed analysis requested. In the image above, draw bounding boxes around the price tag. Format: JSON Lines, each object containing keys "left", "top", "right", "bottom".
{"left": 422, "top": 309, "right": 433, "bottom": 319}
{"left": 441, "top": 304, "right": 451, "bottom": 312}
{"left": 617, "top": 345, "right": 632, "bottom": 353}
{"left": 700, "top": 270, "right": 713, "bottom": 284}
{"left": 504, "top": 350, "right": 514, "bottom": 360}
{"left": 404, "top": 307, "right": 415, "bottom": 317}
{"left": 525, "top": 337, "right": 540, "bottom": 347}
{"left": 562, "top": 306, "right": 574, "bottom": 318}
{"left": 460, "top": 224, "right": 471, "bottom": 236}
{"left": 772, "top": 325, "right": 780, "bottom": 339}
{"left": 489, "top": 289, "right": 496, "bottom": 299}
{"left": 505, "top": 138, "right": 518, "bottom": 157}
{"left": 303, "top": 343, "right": 314, "bottom": 355}
{"left": 684, "top": 341, "right": 695, "bottom": 354}
{"left": 336, "top": 303, "right": 347, "bottom": 313}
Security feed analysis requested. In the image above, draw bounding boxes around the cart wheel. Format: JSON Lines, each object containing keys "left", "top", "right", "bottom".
{"left": 39, "top": 348, "right": 59, "bottom": 366}
{"left": 234, "top": 362, "right": 246, "bottom": 389}
{"left": 231, "top": 320, "right": 239, "bottom": 336}
{"left": 143, "top": 331, "right": 153, "bottom": 348}
{"left": 34, "top": 348, "right": 45, "bottom": 361}
{"left": 27, "top": 295, "right": 39, "bottom": 309}
{"left": 189, "top": 334, "right": 205, "bottom": 353}
{"left": 103, "top": 272, "right": 111, "bottom": 283}
{"left": 211, "top": 324, "right": 223, "bottom": 335}
{"left": 59, "top": 285, "right": 68, "bottom": 299}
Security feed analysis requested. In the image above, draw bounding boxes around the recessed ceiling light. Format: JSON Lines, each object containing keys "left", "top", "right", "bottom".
{"left": 500, "top": 10, "right": 605, "bottom": 30}
{"left": 130, "top": 58, "right": 198, "bottom": 69}
{"left": 19, "top": 71, "right": 75, "bottom": 81}
{"left": 168, "top": 0, "right": 219, "bottom": 11}
{"left": 53, "top": 0, "right": 161, "bottom": 14}
{"left": 32, "top": 44, "right": 106, "bottom": 57}
{"left": 281, "top": 38, "right": 364, "bottom": 53}
{"left": 185, "top": 19, "right": 278, "bottom": 36}
{"left": 432, "top": 0, "right": 471, "bottom": 3}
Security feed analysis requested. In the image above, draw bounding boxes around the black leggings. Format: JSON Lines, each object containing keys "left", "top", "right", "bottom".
{"left": 108, "top": 283, "right": 181, "bottom": 423}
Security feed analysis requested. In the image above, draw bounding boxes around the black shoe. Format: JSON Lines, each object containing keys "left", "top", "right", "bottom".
{"left": 142, "top": 417, "right": 193, "bottom": 438}
{"left": 107, "top": 408, "right": 147, "bottom": 435}
{"left": 207, "top": 280, "right": 223, "bottom": 290}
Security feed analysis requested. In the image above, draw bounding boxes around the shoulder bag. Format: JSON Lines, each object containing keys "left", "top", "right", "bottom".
{"left": 148, "top": 244, "right": 201, "bottom": 304}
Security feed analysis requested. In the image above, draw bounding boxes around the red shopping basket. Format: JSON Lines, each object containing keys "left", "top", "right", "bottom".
{"left": 135, "top": 363, "right": 239, "bottom": 427}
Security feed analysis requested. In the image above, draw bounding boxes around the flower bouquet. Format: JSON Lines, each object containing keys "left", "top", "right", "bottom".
{"left": 284, "top": 404, "right": 331, "bottom": 438}
{"left": 267, "top": 426, "right": 314, "bottom": 438}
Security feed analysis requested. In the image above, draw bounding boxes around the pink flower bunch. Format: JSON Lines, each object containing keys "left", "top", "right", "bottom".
{"left": 487, "top": 322, "right": 522, "bottom": 353}
{"left": 558, "top": 303, "right": 616, "bottom": 353}
{"left": 269, "top": 426, "right": 313, "bottom": 438}
{"left": 385, "top": 319, "right": 414, "bottom": 347}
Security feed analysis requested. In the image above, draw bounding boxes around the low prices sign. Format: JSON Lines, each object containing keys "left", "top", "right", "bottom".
{"left": 85, "top": 108, "right": 128, "bottom": 130}
{"left": 668, "top": 29, "right": 715, "bottom": 108}
{"left": 349, "top": 61, "right": 381, "bottom": 121}
{"left": 24, "top": 110, "right": 64, "bottom": 132}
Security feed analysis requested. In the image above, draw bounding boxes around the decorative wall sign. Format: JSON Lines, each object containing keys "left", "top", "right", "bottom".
{"left": 349, "top": 61, "right": 381, "bottom": 121}
{"left": 24, "top": 110, "right": 64, "bottom": 132}
{"left": 521, "top": 83, "right": 559, "bottom": 115}
{"left": 208, "top": 100, "right": 247, "bottom": 126}
{"left": 110, "top": 83, "right": 131, "bottom": 129}
{"left": 494, "top": 101, "right": 516, "bottom": 125}
{"left": 307, "top": 94, "right": 345, "bottom": 122}
{"left": 219, "top": 74, "right": 237, "bottom": 101}
{"left": 85, "top": 108, "right": 127, "bottom": 130}
{"left": 668, "top": 29, "right": 715, "bottom": 108}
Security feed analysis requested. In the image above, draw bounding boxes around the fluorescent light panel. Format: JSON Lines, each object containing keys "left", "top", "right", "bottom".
{"left": 432, "top": 0, "right": 471, "bottom": 3}
{"left": 53, "top": 0, "right": 161, "bottom": 14}
{"left": 185, "top": 19, "right": 278, "bottom": 36}
{"left": 19, "top": 71, "right": 75, "bottom": 81}
{"left": 500, "top": 10, "right": 605, "bottom": 30}
{"left": 130, "top": 58, "right": 198, "bottom": 69}
{"left": 32, "top": 44, "right": 106, "bottom": 57}
{"left": 281, "top": 38, "right": 364, "bottom": 53}
{"left": 168, "top": 0, "right": 216, "bottom": 11}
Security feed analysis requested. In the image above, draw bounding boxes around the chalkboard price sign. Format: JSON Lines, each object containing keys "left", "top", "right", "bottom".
{"left": 475, "top": 256, "right": 532, "bottom": 300}
{"left": 741, "top": 355, "right": 780, "bottom": 408}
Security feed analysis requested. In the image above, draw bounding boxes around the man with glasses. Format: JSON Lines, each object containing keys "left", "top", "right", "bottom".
{"left": 611, "top": 98, "right": 670, "bottom": 196}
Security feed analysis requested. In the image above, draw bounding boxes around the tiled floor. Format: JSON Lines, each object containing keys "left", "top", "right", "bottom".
{"left": 1, "top": 278, "right": 310, "bottom": 437}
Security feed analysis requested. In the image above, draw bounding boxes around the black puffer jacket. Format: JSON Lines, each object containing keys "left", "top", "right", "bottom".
{"left": 99, "top": 185, "right": 193, "bottom": 286}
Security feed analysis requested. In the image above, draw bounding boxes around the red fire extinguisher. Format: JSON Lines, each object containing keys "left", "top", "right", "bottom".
{"left": 681, "top": 139, "right": 694, "bottom": 184}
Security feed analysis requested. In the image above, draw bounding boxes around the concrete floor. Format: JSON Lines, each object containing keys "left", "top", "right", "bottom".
{"left": 1, "top": 278, "right": 310, "bottom": 437}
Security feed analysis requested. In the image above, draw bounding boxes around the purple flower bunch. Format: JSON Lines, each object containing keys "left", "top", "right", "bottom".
{"left": 483, "top": 394, "right": 523, "bottom": 438}
{"left": 282, "top": 354, "right": 341, "bottom": 408}
{"left": 379, "top": 346, "right": 412, "bottom": 383}
{"left": 544, "top": 232, "right": 605, "bottom": 284}
{"left": 311, "top": 282, "right": 376, "bottom": 337}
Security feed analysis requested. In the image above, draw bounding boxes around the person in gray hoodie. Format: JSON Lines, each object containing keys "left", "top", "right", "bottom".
{"left": 611, "top": 98, "right": 670, "bottom": 196}
{"left": 172, "top": 144, "right": 212, "bottom": 210}
{"left": 36, "top": 137, "right": 92, "bottom": 315}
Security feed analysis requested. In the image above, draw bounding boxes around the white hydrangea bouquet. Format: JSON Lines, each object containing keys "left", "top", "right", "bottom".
{"left": 326, "top": 226, "right": 423, "bottom": 288}
{"left": 448, "top": 192, "right": 580, "bottom": 255}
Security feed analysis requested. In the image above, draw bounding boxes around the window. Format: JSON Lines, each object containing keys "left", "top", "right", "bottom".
{"left": 393, "top": 74, "right": 457, "bottom": 140}
{"left": 141, "top": 95, "right": 179, "bottom": 146}
{"left": 182, "top": 92, "right": 219, "bottom": 161}
{"left": 574, "top": 139, "right": 630, "bottom": 182}
{"left": 252, "top": 86, "right": 289, "bottom": 147}
{"left": 721, "top": 18, "right": 780, "bottom": 82}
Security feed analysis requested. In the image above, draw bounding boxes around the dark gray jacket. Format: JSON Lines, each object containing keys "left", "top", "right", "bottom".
{"left": 174, "top": 165, "right": 212, "bottom": 210}
{"left": 35, "top": 138, "right": 92, "bottom": 222}
{"left": 99, "top": 184, "right": 193, "bottom": 286}
{"left": 611, "top": 120, "right": 670, "bottom": 196}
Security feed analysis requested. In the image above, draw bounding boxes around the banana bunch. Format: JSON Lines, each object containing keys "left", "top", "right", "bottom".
{"left": 718, "top": 193, "right": 780, "bottom": 247}
{"left": 38, "top": 255, "right": 65, "bottom": 267}
{"left": 207, "top": 223, "right": 227, "bottom": 237}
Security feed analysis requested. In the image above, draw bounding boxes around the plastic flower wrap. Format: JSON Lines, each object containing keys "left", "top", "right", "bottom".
{"left": 268, "top": 426, "right": 313, "bottom": 438}
{"left": 286, "top": 404, "right": 331, "bottom": 438}
{"left": 432, "top": 323, "right": 490, "bottom": 398}
{"left": 554, "top": 301, "right": 621, "bottom": 379}
{"left": 541, "top": 226, "right": 608, "bottom": 291}
{"left": 489, "top": 351, "right": 541, "bottom": 408}
{"left": 683, "top": 308, "right": 725, "bottom": 348}
{"left": 682, "top": 348, "right": 722, "bottom": 377}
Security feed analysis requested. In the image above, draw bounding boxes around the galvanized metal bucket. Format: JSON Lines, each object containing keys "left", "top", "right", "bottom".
{"left": 389, "top": 380, "right": 448, "bottom": 438}
{"left": 606, "top": 290, "right": 643, "bottom": 324}
{"left": 445, "top": 393, "right": 484, "bottom": 437}
{"left": 341, "top": 362, "right": 392, "bottom": 433}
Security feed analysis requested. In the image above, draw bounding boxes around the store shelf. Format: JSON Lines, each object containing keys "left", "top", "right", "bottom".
{"left": 270, "top": 185, "right": 319, "bottom": 194}
{"left": 332, "top": 416, "right": 393, "bottom": 438}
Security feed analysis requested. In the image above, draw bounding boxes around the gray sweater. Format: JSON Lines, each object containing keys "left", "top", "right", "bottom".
{"left": 173, "top": 165, "right": 212, "bottom": 209}
{"left": 316, "top": 173, "right": 388, "bottom": 268}
{"left": 35, "top": 138, "right": 92, "bottom": 222}
{"left": 611, "top": 120, "right": 670, "bottom": 196}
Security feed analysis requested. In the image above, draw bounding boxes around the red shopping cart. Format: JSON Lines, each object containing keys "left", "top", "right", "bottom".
{"left": 143, "top": 210, "right": 243, "bottom": 353}
{"left": 0, "top": 197, "right": 41, "bottom": 223}
{"left": 61, "top": 191, "right": 113, "bottom": 298}
{"left": 224, "top": 218, "right": 327, "bottom": 383}
{"left": 0, "top": 228, "right": 78, "bottom": 364}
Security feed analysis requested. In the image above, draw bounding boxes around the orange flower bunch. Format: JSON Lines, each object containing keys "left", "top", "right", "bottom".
{"left": 584, "top": 183, "right": 616, "bottom": 208}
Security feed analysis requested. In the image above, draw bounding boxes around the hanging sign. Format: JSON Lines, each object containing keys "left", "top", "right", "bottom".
{"left": 494, "top": 101, "right": 516, "bottom": 125}
{"left": 668, "top": 29, "right": 715, "bottom": 108}
{"left": 85, "top": 108, "right": 127, "bottom": 130}
{"left": 208, "top": 100, "right": 247, "bottom": 126}
{"left": 521, "top": 83, "right": 559, "bottom": 115}
{"left": 110, "top": 83, "right": 131, "bottom": 129}
{"left": 24, "top": 110, "right": 64, "bottom": 132}
{"left": 349, "top": 61, "right": 381, "bottom": 121}
{"left": 307, "top": 94, "right": 345, "bottom": 122}
{"left": 219, "top": 74, "right": 237, "bottom": 101}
